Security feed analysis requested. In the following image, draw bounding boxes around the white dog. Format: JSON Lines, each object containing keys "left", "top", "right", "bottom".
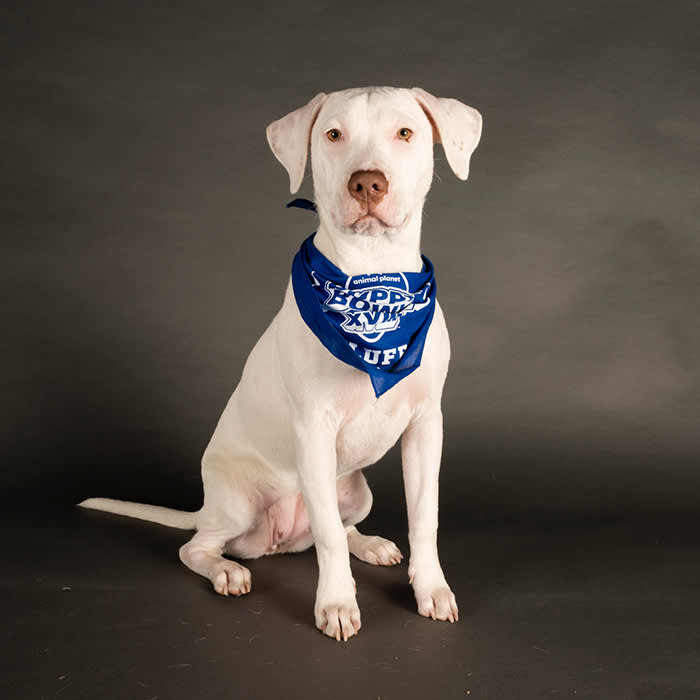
{"left": 80, "top": 86, "right": 482, "bottom": 641}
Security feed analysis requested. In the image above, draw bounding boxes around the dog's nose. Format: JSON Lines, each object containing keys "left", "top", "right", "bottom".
{"left": 347, "top": 170, "right": 388, "bottom": 206}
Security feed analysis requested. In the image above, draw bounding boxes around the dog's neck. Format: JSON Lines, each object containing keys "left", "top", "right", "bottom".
{"left": 312, "top": 208, "right": 424, "bottom": 275}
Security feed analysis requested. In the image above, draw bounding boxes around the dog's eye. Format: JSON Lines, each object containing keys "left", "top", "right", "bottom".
{"left": 397, "top": 128, "right": 413, "bottom": 141}
{"left": 326, "top": 128, "right": 342, "bottom": 142}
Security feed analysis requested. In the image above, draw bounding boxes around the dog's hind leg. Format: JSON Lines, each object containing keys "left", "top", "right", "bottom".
{"left": 339, "top": 471, "right": 404, "bottom": 567}
{"left": 179, "top": 530, "right": 252, "bottom": 596}
{"left": 178, "top": 463, "right": 261, "bottom": 597}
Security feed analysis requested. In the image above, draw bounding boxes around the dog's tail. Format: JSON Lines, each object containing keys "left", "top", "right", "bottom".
{"left": 77, "top": 497, "right": 198, "bottom": 530}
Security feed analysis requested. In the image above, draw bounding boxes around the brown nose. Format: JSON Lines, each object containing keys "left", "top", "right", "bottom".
{"left": 347, "top": 170, "right": 388, "bottom": 206}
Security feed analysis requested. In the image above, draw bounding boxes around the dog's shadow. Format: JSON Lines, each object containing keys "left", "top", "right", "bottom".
{"left": 353, "top": 558, "right": 417, "bottom": 614}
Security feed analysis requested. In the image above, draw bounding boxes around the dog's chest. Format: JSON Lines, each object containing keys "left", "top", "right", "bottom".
{"left": 335, "top": 383, "right": 414, "bottom": 474}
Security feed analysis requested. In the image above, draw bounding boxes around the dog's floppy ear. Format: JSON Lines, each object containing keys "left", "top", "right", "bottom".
{"left": 411, "top": 87, "right": 482, "bottom": 181}
{"left": 266, "top": 92, "right": 327, "bottom": 194}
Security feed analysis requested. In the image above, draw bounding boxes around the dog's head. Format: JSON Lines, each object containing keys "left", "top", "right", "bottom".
{"left": 266, "top": 86, "right": 482, "bottom": 237}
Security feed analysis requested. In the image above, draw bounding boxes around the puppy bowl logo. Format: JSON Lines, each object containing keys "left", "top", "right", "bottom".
{"left": 323, "top": 273, "right": 430, "bottom": 343}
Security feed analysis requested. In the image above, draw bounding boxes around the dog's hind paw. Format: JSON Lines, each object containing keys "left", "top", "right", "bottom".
{"left": 212, "top": 561, "right": 252, "bottom": 597}
{"left": 347, "top": 530, "right": 403, "bottom": 566}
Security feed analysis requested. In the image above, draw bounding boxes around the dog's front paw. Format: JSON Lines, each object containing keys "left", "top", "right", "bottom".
{"left": 410, "top": 569, "right": 459, "bottom": 622}
{"left": 414, "top": 585, "right": 459, "bottom": 622}
{"left": 315, "top": 596, "right": 362, "bottom": 641}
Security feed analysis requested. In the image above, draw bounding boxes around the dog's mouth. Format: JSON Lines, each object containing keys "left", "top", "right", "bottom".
{"left": 353, "top": 211, "right": 386, "bottom": 225}
{"left": 348, "top": 213, "right": 389, "bottom": 235}
{"left": 346, "top": 206, "right": 407, "bottom": 234}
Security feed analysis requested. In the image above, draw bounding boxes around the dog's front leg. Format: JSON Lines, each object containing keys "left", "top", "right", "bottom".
{"left": 401, "top": 404, "right": 459, "bottom": 622}
{"left": 293, "top": 414, "right": 361, "bottom": 641}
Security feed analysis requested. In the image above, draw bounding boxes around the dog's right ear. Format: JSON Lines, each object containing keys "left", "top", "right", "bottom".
{"left": 266, "top": 92, "right": 327, "bottom": 194}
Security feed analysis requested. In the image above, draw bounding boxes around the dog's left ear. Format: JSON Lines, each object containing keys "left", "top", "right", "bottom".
{"left": 266, "top": 92, "right": 328, "bottom": 194}
{"left": 411, "top": 87, "right": 482, "bottom": 180}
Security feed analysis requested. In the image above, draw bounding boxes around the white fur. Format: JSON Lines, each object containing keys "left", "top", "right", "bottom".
{"left": 79, "top": 86, "right": 482, "bottom": 641}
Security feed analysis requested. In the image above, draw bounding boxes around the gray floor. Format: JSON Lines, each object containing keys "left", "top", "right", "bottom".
{"left": 3, "top": 497, "right": 700, "bottom": 700}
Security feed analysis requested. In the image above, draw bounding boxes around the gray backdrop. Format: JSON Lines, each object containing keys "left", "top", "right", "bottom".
{"left": 2, "top": 0, "right": 699, "bottom": 522}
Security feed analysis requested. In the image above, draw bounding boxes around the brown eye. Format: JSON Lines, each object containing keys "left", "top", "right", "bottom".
{"left": 397, "top": 127, "right": 413, "bottom": 141}
{"left": 326, "top": 128, "right": 342, "bottom": 142}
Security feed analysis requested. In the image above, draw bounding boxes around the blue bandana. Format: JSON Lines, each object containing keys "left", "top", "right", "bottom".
{"left": 291, "top": 233, "right": 437, "bottom": 397}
